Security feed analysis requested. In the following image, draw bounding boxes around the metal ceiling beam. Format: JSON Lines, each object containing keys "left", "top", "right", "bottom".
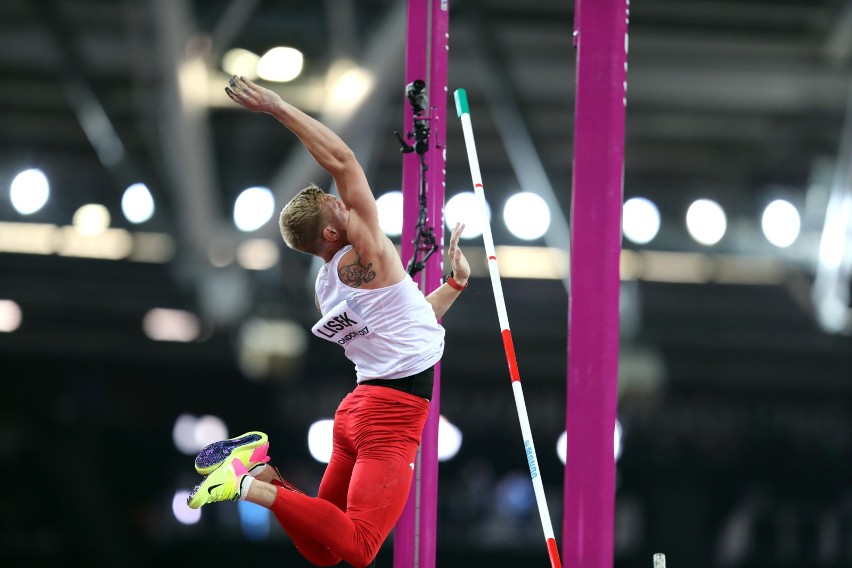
{"left": 151, "top": 0, "right": 222, "bottom": 259}
{"left": 464, "top": 3, "right": 573, "bottom": 294}
{"left": 151, "top": 0, "right": 255, "bottom": 325}
{"left": 34, "top": 0, "right": 139, "bottom": 190}
{"left": 262, "top": 1, "right": 407, "bottom": 239}
{"left": 209, "top": 0, "right": 264, "bottom": 63}
{"left": 323, "top": 0, "right": 358, "bottom": 60}
{"left": 635, "top": 0, "right": 825, "bottom": 27}
{"left": 812, "top": 83, "right": 852, "bottom": 334}
{"left": 825, "top": 0, "right": 852, "bottom": 62}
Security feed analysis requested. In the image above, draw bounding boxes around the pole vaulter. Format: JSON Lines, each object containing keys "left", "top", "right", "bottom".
{"left": 565, "top": 1, "right": 629, "bottom": 567}
{"left": 454, "top": 88, "right": 563, "bottom": 568}
{"left": 394, "top": 1, "right": 449, "bottom": 567}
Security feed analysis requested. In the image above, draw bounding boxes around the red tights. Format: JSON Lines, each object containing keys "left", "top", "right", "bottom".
{"left": 270, "top": 385, "right": 430, "bottom": 568}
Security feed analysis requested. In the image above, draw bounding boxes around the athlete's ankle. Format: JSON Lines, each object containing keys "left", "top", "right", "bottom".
{"left": 245, "top": 478, "right": 278, "bottom": 508}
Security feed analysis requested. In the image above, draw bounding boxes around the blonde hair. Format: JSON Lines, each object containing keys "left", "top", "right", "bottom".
{"left": 279, "top": 183, "right": 327, "bottom": 253}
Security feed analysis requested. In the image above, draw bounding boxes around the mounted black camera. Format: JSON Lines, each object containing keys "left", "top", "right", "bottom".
{"left": 406, "top": 80, "right": 428, "bottom": 116}
{"left": 395, "top": 79, "right": 431, "bottom": 156}
{"left": 396, "top": 79, "right": 439, "bottom": 276}
{"left": 407, "top": 80, "right": 430, "bottom": 155}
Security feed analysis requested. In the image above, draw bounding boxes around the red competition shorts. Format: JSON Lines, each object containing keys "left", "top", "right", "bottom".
{"left": 270, "top": 382, "right": 431, "bottom": 567}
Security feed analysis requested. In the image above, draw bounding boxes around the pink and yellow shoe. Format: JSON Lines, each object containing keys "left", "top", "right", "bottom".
{"left": 187, "top": 456, "right": 251, "bottom": 509}
{"left": 194, "top": 431, "right": 270, "bottom": 476}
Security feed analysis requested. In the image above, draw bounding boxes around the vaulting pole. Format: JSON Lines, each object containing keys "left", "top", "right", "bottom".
{"left": 395, "top": 1, "right": 449, "bottom": 566}
{"left": 564, "top": 1, "right": 629, "bottom": 567}
{"left": 455, "top": 88, "right": 562, "bottom": 568}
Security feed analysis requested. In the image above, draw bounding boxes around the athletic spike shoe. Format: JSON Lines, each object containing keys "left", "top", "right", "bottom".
{"left": 187, "top": 456, "right": 250, "bottom": 509}
{"left": 194, "top": 431, "right": 270, "bottom": 475}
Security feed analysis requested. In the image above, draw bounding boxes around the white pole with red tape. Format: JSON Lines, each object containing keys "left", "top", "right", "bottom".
{"left": 454, "top": 88, "right": 562, "bottom": 568}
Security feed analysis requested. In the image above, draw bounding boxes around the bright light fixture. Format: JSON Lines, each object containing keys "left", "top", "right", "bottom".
{"left": 503, "top": 192, "right": 550, "bottom": 240}
{"left": 222, "top": 47, "right": 261, "bottom": 79}
{"left": 234, "top": 187, "right": 275, "bottom": 232}
{"left": 10, "top": 168, "right": 49, "bottom": 215}
{"left": 72, "top": 204, "right": 111, "bottom": 236}
{"left": 122, "top": 183, "right": 155, "bottom": 224}
{"left": 623, "top": 197, "right": 660, "bottom": 245}
{"left": 445, "top": 191, "right": 489, "bottom": 239}
{"left": 194, "top": 415, "right": 229, "bottom": 450}
{"left": 239, "top": 317, "right": 307, "bottom": 359}
{"left": 172, "top": 413, "right": 229, "bottom": 456}
{"left": 236, "top": 238, "right": 279, "bottom": 270}
{"left": 172, "top": 490, "right": 201, "bottom": 525}
{"left": 0, "top": 299, "right": 22, "bottom": 332}
{"left": 761, "top": 199, "right": 800, "bottom": 248}
{"left": 308, "top": 419, "right": 335, "bottom": 463}
{"left": 326, "top": 65, "right": 374, "bottom": 115}
{"left": 686, "top": 198, "right": 726, "bottom": 246}
{"left": 173, "top": 413, "right": 200, "bottom": 455}
{"left": 142, "top": 308, "right": 201, "bottom": 342}
{"left": 437, "top": 415, "right": 463, "bottom": 461}
{"left": 376, "top": 191, "right": 403, "bottom": 236}
{"left": 257, "top": 47, "right": 303, "bottom": 82}
{"left": 557, "top": 419, "right": 622, "bottom": 465}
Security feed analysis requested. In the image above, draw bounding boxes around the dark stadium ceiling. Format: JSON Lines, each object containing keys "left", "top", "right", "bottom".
{"left": 0, "top": 0, "right": 850, "bottom": 387}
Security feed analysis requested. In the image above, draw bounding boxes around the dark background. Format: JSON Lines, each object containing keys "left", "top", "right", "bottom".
{"left": 2, "top": 1, "right": 852, "bottom": 567}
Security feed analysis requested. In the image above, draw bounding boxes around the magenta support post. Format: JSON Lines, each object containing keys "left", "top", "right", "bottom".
{"left": 394, "top": 1, "right": 449, "bottom": 567}
{"left": 564, "top": 0, "right": 629, "bottom": 567}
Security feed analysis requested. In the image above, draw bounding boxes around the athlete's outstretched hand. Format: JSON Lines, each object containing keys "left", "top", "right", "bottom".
{"left": 225, "top": 75, "right": 282, "bottom": 115}
{"left": 447, "top": 222, "right": 471, "bottom": 284}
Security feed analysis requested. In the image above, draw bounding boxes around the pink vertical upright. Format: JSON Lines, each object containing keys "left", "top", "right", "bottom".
{"left": 394, "top": 1, "right": 449, "bottom": 567}
{"left": 565, "top": 0, "right": 629, "bottom": 567}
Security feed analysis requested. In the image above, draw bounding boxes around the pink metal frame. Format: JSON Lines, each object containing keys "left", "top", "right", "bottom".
{"left": 564, "top": 0, "right": 629, "bottom": 567}
{"left": 395, "top": 1, "right": 449, "bottom": 566}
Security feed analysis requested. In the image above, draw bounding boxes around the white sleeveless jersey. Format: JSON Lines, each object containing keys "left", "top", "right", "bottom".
{"left": 312, "top": 245, "right": 445, "bottom": 382}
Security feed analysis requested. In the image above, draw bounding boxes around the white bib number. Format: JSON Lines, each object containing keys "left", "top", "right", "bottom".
{"left": 311, "top": 300, "right": 371, "bottom": 346}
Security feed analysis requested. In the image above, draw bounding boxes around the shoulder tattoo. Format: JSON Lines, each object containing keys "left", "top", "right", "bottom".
{"left": 338, "top": 252, "right": 377, "bottom": 287}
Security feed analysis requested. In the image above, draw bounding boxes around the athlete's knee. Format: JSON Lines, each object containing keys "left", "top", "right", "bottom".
{"left": 341, "top": 532, "right": 382, "bottom": 568}
{"left": 294, "top": 542, "right": 340, "bottom": 566}
{"left": 344, "top": 549, "right": 379, "bottom": 568}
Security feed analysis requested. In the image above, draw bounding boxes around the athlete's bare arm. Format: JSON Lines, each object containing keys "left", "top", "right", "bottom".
{"left": 226, "top": 76, "right": 402, "bottom": 281}
{"left": 426, "top": 223, "right": 471, "bottom": 319}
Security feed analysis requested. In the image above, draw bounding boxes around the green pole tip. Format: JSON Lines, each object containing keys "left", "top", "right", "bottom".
{"left": 454, "top": 89, "right": 469, "bottom": 117}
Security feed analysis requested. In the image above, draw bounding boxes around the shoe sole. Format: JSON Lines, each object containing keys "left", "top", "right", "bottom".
{"left": 194, "top": 431, "right": 268, "bottom": 475}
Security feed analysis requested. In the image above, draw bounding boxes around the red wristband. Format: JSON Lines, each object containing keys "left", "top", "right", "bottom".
{"left": 446, "top": 275, "right": 467, "bottom": 291}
